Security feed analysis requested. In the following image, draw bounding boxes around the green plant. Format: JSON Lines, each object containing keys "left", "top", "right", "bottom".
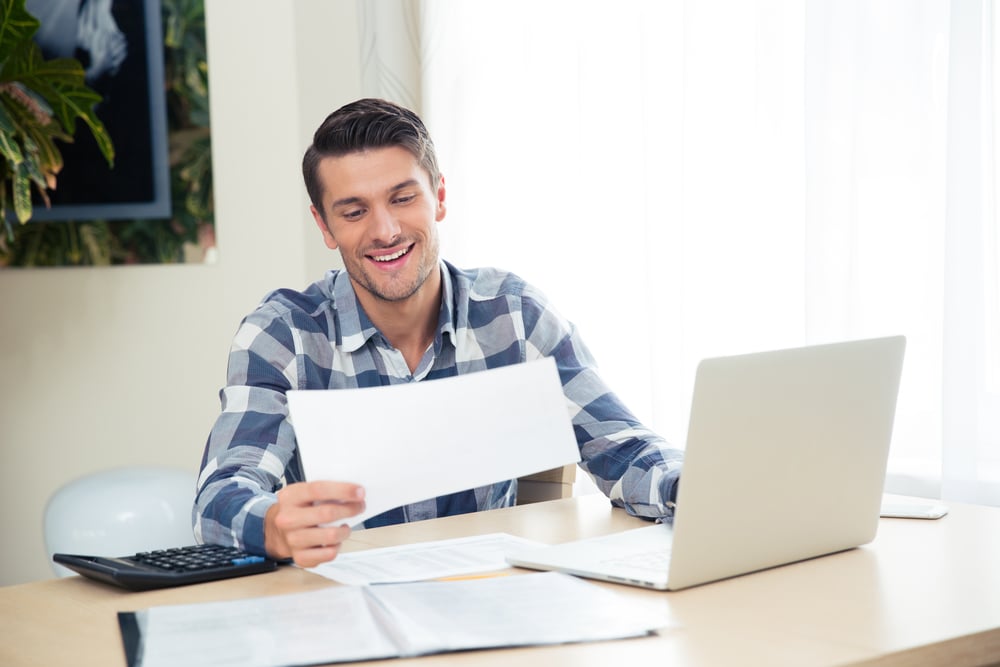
{"left": 162, "top": 0, "right": 213, "bottom": 257}
{"left": 0, "top": 0, "right": 113, "bottom": 235}
{"left": 0, "top": 0, "right": 214, "bottom": 267}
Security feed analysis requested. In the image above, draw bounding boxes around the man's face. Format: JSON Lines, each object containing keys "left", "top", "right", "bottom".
{"left": 311, "top": 146, "right": 446, "bottom": 304}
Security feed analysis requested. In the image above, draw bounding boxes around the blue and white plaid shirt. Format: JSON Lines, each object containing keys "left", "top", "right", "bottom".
{"left": 194, "top": 260, "right": 683, "bottom": 554}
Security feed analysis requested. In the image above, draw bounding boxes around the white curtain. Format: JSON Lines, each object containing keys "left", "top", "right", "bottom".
{"left": 356, "top": 0, "right": 1000, "bottom": 505}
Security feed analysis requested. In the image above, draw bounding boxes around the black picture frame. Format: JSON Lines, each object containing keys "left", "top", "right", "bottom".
{"left": 25, "top": 0, "right": 170, "bottom": 222}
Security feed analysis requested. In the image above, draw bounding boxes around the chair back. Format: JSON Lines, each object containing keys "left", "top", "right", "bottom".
{"left": 44, "top": 466, "right": 196, "bottom": 577}
{"left": 516, "top": 464, "right": 577, "bottom": 504}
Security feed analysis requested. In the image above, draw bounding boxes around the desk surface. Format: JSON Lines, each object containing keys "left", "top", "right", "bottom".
{"left": 3, "top": 494, "right": 1000, "bottom": 667}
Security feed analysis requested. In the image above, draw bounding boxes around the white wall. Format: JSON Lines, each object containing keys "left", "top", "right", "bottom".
{"left": 0, "top": 0, "right": 360, "bottom": 586}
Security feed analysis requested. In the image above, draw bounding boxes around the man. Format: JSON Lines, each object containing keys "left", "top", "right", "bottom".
{"left": 194, "top": 98, "right": 683, "bottom": 567}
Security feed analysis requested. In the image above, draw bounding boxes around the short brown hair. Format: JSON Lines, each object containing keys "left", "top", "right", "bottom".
{"left": 302, "top": 98, "right": 441, "bottom": 216}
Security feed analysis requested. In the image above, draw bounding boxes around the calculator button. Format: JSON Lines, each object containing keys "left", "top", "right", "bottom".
{"left": 232, "top": 556, "right": 266, "bottom": 566}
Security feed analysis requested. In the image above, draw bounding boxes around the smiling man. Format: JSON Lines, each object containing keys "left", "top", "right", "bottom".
{"left": 193, "top": 98, "right": 684, "bottom": 567}
{"left": 311, "top": 144, "right": 445, "bottom": 372}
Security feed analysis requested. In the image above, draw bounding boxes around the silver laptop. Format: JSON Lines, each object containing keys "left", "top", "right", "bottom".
{"left": 506, "top": 336, "right": 906, "bottom": 591}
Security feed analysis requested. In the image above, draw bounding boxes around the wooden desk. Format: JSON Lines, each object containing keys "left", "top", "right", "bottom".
{"left": 2, "top": 494, "right": 1000, "bottom": 667}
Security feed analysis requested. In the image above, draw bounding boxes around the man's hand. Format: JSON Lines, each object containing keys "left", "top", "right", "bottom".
{"left": 264, "top": 481, "right": 366, "bottom": 567}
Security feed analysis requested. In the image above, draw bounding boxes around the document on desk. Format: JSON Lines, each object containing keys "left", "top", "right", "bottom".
{"left": 310, "top": 532, "right": 545, "bottom": 585}
{"left": 119, "top": 572, "right": 674, "bottom": 667}
{"left": 286, "top": 357, "right": 582, "bottom": 526}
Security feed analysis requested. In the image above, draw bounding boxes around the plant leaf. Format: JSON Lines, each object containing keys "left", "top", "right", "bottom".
{"left": 22, "top": 120, "right": 64, "bottom": 179}
{"left": 11, "top": 160, "right": 31, "bottom": 222}
{"left": 0, "top": 0, "right": 40, "bottom": 65}
{"left": 12, "top": 54, "right": 114, "bottom": 166}
{"left": 0, "top": 100, "right": 25, "bottom": 164}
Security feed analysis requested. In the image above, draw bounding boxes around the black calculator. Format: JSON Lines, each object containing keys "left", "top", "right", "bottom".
{"left": 53, "top": 544, "right": 281, "bottom": 591}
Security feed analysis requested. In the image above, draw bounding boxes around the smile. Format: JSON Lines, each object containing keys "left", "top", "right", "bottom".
{"left": 371, "top": 246, "right": 411, "bottom": 262}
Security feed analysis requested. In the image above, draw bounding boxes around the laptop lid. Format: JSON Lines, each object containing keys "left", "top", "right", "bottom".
{"left": 666, "top": 334, "right": 905, "bottom": 589}
{"left": 508, "top": 335, "right": 906, "bottom": 591}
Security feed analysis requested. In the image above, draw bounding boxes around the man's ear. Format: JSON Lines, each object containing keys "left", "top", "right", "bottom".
{"left": 311, "top": 205, "right": 339, "bottom": 250}
{"left": 435, "top": 175, "right": 447, "bottom": 222}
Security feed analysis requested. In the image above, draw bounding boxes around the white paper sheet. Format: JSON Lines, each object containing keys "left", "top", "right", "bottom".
{"left": 309, "top": 533, "right": 545, "bottom": 585}
{"left": 368, "top": 571, "right": 675, "bottom": 657}
{"left": 138, "top": 587, "right": 398, "bottom": 667}
{"left": 131, "top": 572, "right": 675, "bottom": 667}
{"left": 286, "top": 357, "right": 581, "bottom": 525}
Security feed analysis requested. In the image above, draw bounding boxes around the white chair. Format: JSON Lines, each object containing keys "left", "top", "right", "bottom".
{"left": 44, "top": 466, "right": 197, "bottom": 577}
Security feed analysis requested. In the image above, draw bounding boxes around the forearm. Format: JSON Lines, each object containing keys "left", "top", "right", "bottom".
{"left": 522, "top": 294, "right": 685, "bottom": 517}
{"left": 194, "top": 382, "right": 299, "bottom": 553}
{"left": 194, "top": 472, "right": 276, "bottom": 553}
{"left": 578, "top": 424, "right": 684, "bottom": 520}
{"left": 605, "top": 442, "right": 683, "bottom": 520}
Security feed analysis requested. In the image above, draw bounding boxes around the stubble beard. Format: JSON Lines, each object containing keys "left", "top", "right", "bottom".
{"left": 348, "top": 234, "right": 440, "bottom": 303}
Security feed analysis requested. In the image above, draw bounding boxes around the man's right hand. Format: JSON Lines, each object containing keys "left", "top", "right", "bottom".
{"left": 264, "top": 481, "right": 366, "bottom": 567}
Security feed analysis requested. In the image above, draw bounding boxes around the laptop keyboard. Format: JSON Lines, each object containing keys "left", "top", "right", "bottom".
{"left": 602, "top": 548, "right": 672, "bottom": 572}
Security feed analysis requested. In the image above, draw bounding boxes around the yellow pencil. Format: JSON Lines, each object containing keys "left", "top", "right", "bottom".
{"left": 435, "top": 571, "right": 514, "bottom": 582}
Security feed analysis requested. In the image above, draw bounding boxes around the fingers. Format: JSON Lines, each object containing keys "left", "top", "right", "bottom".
{"left": 274, "top": 481, "right": 365, "bottom": 529}
{"left": 281, "top": 480, "right": 366, "bottom": 508}
{"left": 265, "top": 481, "right": 366, "bottom": 567}
{"left": 283, "top": 524, "right": 353, "bottom": 568}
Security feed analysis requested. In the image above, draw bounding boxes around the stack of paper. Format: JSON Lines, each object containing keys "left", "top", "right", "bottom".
{"left": 309, "top": 533, "right": 544, "bottom": 585}
{"left": 118, "top": 572, "right": 675, "bottom": 667}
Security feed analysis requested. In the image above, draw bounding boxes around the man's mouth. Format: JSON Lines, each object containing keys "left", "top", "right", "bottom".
{"left": 369, "top": 245, "right": 412, "bottom": 263}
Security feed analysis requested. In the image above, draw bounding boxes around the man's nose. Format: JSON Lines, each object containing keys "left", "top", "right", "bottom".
{"left": 369, "top": 205, "right": 402, "bottom": 242}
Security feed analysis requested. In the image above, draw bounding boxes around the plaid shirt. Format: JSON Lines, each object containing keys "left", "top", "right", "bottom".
{"left": 194, "top": 260, "right": 683, "bottom": 554}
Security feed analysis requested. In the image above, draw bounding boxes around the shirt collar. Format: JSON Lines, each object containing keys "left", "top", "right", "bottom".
{"left": 331, "top": 261, "right": 456, "bottom": 353}
{"left": 437, "top": 261, "right": 457, "bottom": 346}
{"left": 331, "top": 270, "right": 376, "bottom": 352}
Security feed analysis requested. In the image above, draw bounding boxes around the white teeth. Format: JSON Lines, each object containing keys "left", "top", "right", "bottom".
{"left": 373, "top": 247, "right": 409, "bottom": 262}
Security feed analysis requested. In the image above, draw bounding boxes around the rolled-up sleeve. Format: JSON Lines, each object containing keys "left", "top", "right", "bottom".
{"left": 193, "top": 307, "right": 303, "bottom": 554}
{"left": 520, "top": 287, "right": 684, "bottom": 520}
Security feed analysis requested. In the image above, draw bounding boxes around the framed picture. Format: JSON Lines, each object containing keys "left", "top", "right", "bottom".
{"left": 25, "top": 0, "right": 170, "bottom": 221}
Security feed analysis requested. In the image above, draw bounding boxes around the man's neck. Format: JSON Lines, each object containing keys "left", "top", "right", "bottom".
{"left": 353, "top": 271, "right": 442, "bottom": 374}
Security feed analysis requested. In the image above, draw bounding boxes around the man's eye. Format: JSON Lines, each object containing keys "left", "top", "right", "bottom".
{"left": 342, "top": 209, "right": 365, "bottom": 221}
{"left": 393, "top": 194, "right": 416, "bottom": 205}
